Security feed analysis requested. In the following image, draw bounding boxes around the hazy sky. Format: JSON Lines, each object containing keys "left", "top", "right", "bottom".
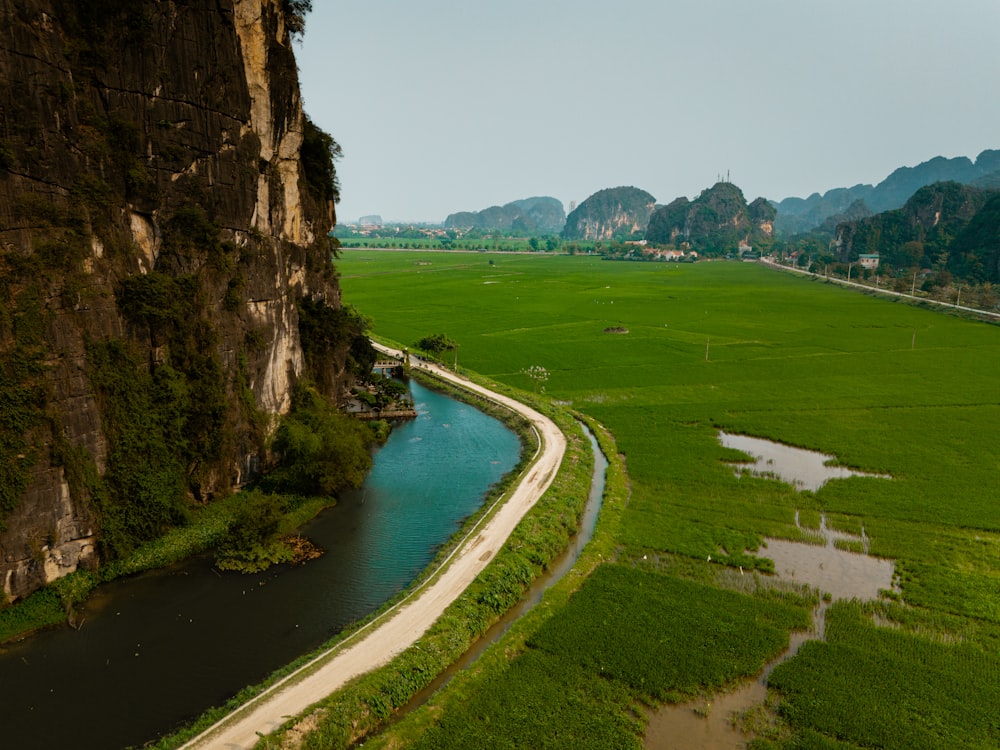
{"left": 296, "top": 1, "right": 1000, "bottom": 224}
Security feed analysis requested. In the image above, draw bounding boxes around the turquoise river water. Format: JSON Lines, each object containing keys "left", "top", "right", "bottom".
{"left": 0, "top": 380, "right": 520, "bottom": 749}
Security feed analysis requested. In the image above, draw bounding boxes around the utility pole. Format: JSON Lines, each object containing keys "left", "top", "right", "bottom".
{"left": 705, "top": 337, "right": 710, "bottom": 362}
{"left": 911, "top": 269, "right": 917, "bottom": 296}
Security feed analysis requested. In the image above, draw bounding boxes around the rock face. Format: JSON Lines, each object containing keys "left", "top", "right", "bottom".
{"left": 0, "top": 0, "right": 350, "bottom": 601}
{"left": 561, "top": 187, "right": 655, "bottom": 241}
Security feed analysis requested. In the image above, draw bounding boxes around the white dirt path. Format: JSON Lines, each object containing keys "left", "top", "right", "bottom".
{"left": 182, "top": 348, "right": 566, "bottom": 749}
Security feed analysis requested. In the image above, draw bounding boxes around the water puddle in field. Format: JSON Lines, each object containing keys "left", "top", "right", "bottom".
{"left": 643, "top": 434, "right": 896, "bottom": 749}
{"left": 719, "top": 432, "right": 889, "bottom": 492}
{"left": 763, "top": 512, "right": 895, "bottom": 601}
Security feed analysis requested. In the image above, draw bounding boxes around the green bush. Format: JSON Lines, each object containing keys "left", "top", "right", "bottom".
{"left": 215, "top": 491, "right": 293, "bottom": 573}
{"left": 265, "top": 383, "right": 375, "bottom": 496}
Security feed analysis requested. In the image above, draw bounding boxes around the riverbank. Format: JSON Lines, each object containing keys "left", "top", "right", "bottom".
{"left": 175, "top": 352, "right": 569, "bottom": 749}
{"left": 0, "top": 489, "right": 339, "bottom": 645}
{"left": 1, "top": 378, "right": 525, "bottom": 749}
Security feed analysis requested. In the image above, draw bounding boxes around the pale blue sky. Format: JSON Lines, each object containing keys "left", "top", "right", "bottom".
{"left": 296, "top": 1, "right": 1000, "bottom": 224}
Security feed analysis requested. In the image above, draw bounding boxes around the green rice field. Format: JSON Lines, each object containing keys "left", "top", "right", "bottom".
{"left": 331, "top": 251, "right": 1000, "bottom": 748}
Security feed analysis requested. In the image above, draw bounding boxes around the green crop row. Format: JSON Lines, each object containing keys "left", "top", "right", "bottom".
{"left": 393, "top": 564, "right": 809, "bottom": 749}
{"left": 764, "top": 601, "right": 1000, "bottom": 749}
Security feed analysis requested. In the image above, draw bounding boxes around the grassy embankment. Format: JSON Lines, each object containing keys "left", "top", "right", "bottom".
{"left": 304, "top": 251, "right": 1000, "bottom": 749}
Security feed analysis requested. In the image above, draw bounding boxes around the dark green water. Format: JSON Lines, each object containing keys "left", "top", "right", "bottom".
{"left": 0, "top": 380, "right": 520, "bottom": 749}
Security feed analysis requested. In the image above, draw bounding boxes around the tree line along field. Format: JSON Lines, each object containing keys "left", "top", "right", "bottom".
{"left": 335, "top": 250, "right": 1000, "bottom": 748}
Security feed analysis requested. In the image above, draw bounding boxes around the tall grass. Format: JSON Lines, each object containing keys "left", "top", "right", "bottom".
{"left": 766, "top": 601, "right": 1000, "bottom": 750}
{"left": 394, "top": 565, "right": 809, "bottom": 750}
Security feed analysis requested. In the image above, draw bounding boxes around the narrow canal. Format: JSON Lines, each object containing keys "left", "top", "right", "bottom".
{"left": 0, "top": 380, "right": 520, "bottom": 749}
{"left": 384, "top": 423, "right": 608, "bottom": 729}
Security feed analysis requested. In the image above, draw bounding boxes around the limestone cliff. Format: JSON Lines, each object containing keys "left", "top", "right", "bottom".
{"left": 0, "top": 0, "right": 354, "bottom": 601}
{"left": 561, "top": 186, "right": 655, "bottom": 241}
{"left": 645, "top": 182, "right": 773, "bottom": 254}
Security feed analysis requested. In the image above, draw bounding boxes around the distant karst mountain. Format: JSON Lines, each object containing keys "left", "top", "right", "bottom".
{"left": 445, "top": 196, "right": 565, "bottom": 234}
{"left": 834, "top": 181, "right": 1000, "bottom": 283}
{"left": 645, "top": 182, "right": 774, "bottom": 253}
{"left": 561, "top": 186, "right": 656, "bottom": 241}
{"left": 775, "top": 150, "right": 1000, "bottom": 235}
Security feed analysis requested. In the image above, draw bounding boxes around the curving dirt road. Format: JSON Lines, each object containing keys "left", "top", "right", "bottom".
{"left": 182, "top": 347, "right": 566, "bottom": 749}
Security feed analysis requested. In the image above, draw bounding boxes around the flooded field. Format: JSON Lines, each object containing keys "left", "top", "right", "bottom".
{"left": 645, "top": 434, "right": 896, "bottom": 750}
{"left": 719, "top": 432, "right": 890, "bottom": 492}
{"left": 765, "top": 513, "right": 894, "bottom": 601}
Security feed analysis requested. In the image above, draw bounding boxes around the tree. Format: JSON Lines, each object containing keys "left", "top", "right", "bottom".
{"left": 898, "top": 240, "right": 925, "bottom": 269}
{"left": 215, "top": 491, "right": 293, "bottom": 573}
{"left": 267, "top": 384, "right": 374, "bottom": 496}
{"left": 282, "top": 0, "right": 312, "bottom": 37}
{"left": 416, "top": 333, "right": 456, "bottom": 354}
{"left": 521, "top": 365, "right": 549, "bottom": 393}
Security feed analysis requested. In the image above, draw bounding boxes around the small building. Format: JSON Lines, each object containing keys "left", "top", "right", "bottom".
{"left": 654, "top": 249, "right": 686, "bottom": 261}
{"left": 859, "top": 253, "right": 880, "bottom": 270}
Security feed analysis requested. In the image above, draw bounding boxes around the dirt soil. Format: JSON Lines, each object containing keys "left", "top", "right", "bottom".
{"left": 182, "top": 349, "right": 567, "bottom": 749}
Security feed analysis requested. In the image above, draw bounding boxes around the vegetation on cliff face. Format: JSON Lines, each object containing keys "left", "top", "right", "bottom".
{"left": 302, "top": 114, "right": 343, "bottom": 206}
{"left": 645, "top": 182, "right": 773, "bottom": 254}
{"left": 835, "top": 182, "right": 1000, "bottom": 284}
{"left": 445, "top": 196, "right": 566, "bottom": 235}
{"left": 281, "top": 0, "right": 313, "bottom": 37}
{"left": 0, "top": 0, "right": 359, "bottom": 605}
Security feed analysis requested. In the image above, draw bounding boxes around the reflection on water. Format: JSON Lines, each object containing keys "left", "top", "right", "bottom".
{"left": 720, "top": 432, "right": 889, "bottom": 492}
{"left": 644, "top": 434, "right": 896, "bottom": 750}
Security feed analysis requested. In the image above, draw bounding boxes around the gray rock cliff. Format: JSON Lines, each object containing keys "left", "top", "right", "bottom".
{"left": 0, "top": 0, "right": 350, "bottom": 601}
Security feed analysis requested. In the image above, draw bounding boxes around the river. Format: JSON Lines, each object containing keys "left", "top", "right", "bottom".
{"left": 0, "top": 379, "right": 520, "bottom": 750}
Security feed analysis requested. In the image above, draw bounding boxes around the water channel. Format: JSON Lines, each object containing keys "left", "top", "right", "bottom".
{"left": 384, "top": 425, "right": 608, "bottom": 729}
{"left": 0, "top": 380, "right": 520, "bottom": 749}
